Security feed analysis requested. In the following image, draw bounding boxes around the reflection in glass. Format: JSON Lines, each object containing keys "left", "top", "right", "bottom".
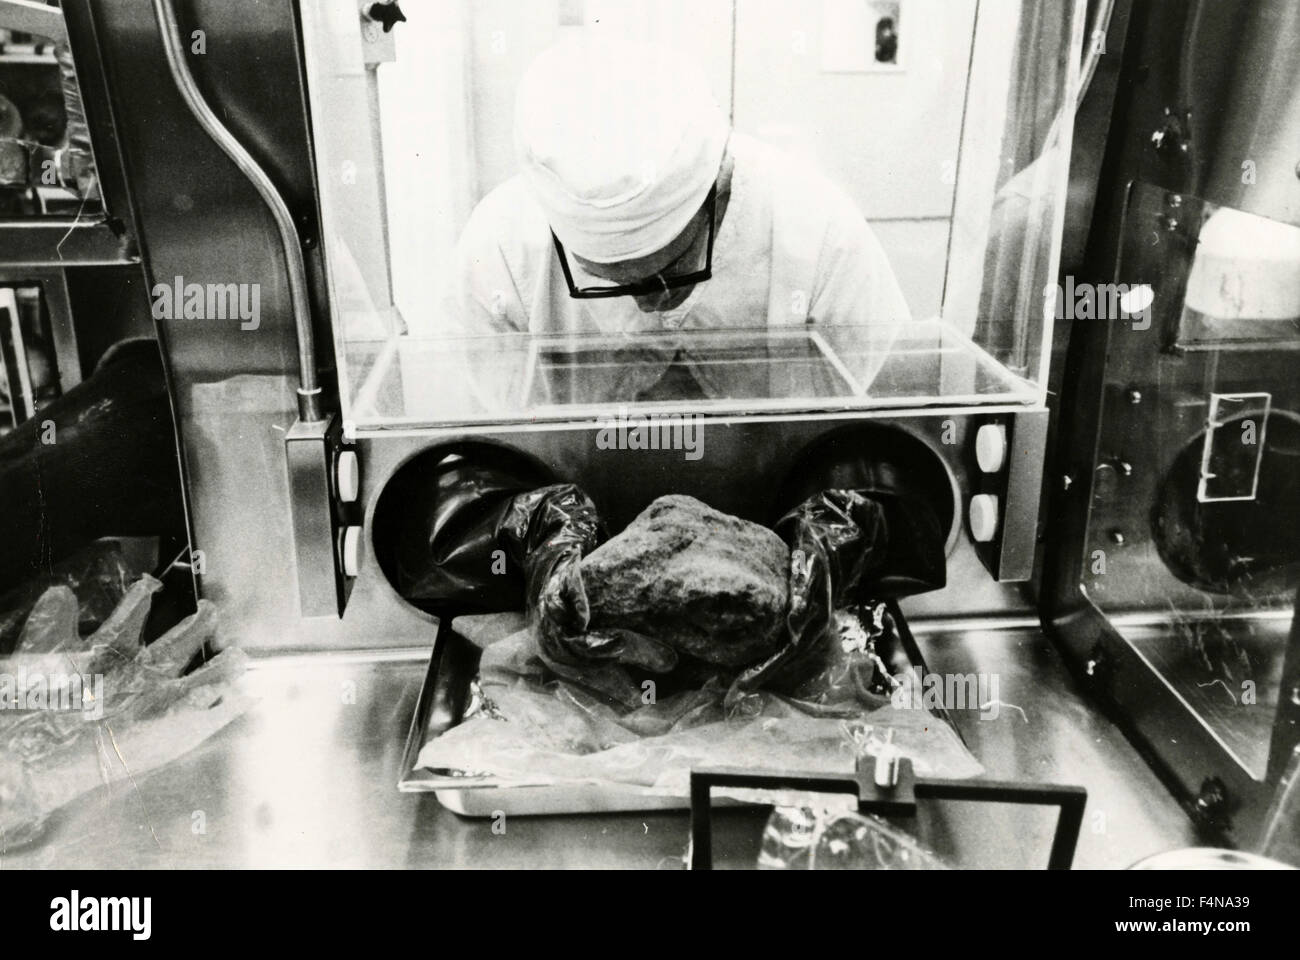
{"left": 1083, "top": 186, "right": 1300, "bottom": 780}
{"left": 0, "top": 3, "right": 102, "bottom": 216}
{"left": 299, "top": 0, "right": 1082, "bottom": 431}
{"left": 340, "top": 319, "right": 1037, "bottom": 427}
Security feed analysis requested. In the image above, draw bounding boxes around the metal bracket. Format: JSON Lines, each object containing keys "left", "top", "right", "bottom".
{"left": 689, "top": 756, "right": 1086, "bottom": 870}
{"left": 972, "top": 408, "right": 1049, "bottom": 582}
{"left": 286, "top": 415, "right": 357, "bottom": 617}
{"left": 359, "top": 1, "right": 399, "bottom": 63}
{"left": 1197, "top": 392, "right": 1271, "bottom": 503}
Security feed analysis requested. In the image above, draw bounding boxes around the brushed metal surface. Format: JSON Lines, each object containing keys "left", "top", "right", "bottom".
{"left": 85, "top": 0, "right": 339, "bottom": 647}
{"left": 0, "top": 221, "right": 135, "bottom": 266}
{"left": 284, "top": 416, "right": 351, "bottom": 618}
{"left": 0, "top": 627, "right": 1196, "bottom": 869}
{"left": 152, "top": 0, "right": 323, "bottom": 422}
{"left": 88, "top": 0, "right": 332, "bottom": 385}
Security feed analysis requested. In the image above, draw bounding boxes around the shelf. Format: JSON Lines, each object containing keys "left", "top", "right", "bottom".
{"left": 0, "top": 51, "right": 56, "bottom": 65}
{"left": 0, "top": 217, "right": 137, "bottom": 267}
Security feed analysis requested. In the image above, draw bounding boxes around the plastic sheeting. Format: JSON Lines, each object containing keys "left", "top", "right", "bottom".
{"left": 493, "top": 484, "right": 944, "bottom": 708}
{"left": 499, "top": 484, "right": 681, "bottom": 707}
{"left": 731, "top": 488, "right": 944, "bottom": 700}
{"left": 416, "top": 608, "right": 981, "bottom": 796}
{"left": 414, "top": 482, "right": 973, "bottom": 795}
{"left": 386, "top": 449, "right": 555, "bottom": 614}
{"left": 0, "top": 576, "right": 252, "bottom": 848}
{"left": 758, "top": 806, "right": 951, "bottom": 870}
{"left": 0, "top": 539, "right": 145, "bottom": 656}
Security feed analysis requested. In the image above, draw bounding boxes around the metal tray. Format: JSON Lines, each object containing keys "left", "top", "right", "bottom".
{"left": 398, "top": 602, "right": 958, "bottom": 817}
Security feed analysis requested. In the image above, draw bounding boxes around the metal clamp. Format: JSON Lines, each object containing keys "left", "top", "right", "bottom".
{"left": 689, "top": 756, "right": 1086, "bottom": 870}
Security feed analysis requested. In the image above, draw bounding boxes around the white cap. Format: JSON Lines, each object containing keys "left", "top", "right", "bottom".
{"left": 969, "top": 494, "right": 1000, "bottom": 544}
{"left": 514, "top": 36, "right": 730, "bottom": 264}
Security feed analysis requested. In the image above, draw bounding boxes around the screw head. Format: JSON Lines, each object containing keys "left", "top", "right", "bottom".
{"left": 1194, "top": 777, "right": 1229, "bottom": 824}
{"left": 1085, "top": 644, "right": 1108, "bottom": 679}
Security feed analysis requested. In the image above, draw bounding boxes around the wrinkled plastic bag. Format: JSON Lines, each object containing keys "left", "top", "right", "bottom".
{"left": 0, "top": 539, "right": 147, "bottom": 655}
{"left": 730, "top": 489, "right": 944, "bottom": 701}
{"left": 416, "top": 610, "right": 982, "bottom": 795}
{"left": 395, "top": 464, "right": 945, "bottom": 707}
{"left": 385, "top": 449, "right": 554, "bottom": 615}
{"left": 758, "top": 806, "right": 952, "bottom": 870}
{"left": 498, "top": 484, "right": 686, "bottom": 707}
{"left": 495, "top": 485, "right": 942, "bottom": 708}
{"left": 415, "top": 484, "right": 969, "bottom": 795}
{"left": 0, "top": 577, "right": 252, "bottom": 849}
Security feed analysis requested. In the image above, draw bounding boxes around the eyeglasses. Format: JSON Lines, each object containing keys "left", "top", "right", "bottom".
{"left": 552, "top": 185, "right": 717, "bottom": 300}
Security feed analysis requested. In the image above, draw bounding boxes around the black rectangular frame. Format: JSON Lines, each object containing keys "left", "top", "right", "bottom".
{"left": 688, "top": 756, "right": 1086, "bottom": 869}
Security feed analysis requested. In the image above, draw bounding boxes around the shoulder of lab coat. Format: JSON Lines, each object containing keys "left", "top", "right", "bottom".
{"left": 436, "top": 177, "right": 551, "bottom": 414}
{"left": 442, "top": 176, "right": 549, "bottom": 336}
{"left": 742, "top": 134, "right": 910, "bottom": 391}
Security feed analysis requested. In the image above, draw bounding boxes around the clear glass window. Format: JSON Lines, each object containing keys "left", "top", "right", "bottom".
{"left": 0, "top": 284, "right": 60, "bottom": 430}
{"left": 1081, "top": 185, "right": 1300, "bottom": 780}
{"left": 0, "top": 0, "right": 103, "bottom": 217}
{"left": 299, "top": 0, "right": 1084, "bottom": 431}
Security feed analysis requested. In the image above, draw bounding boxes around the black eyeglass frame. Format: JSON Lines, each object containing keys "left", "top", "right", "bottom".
{"left": 551, "top": 184, "right": 717, "bottom": 300}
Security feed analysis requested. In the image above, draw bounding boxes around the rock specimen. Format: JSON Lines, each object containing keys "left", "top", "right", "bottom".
{"left": 578, "top": 495, "right": 789, "bottom": 668}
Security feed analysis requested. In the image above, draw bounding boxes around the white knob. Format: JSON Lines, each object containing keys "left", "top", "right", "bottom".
{"left": 341, "top": 525, "right": 362, "bottom": 577}
{"left": 975, "top": 424, "right": 1007, "bottom": 474}
{"left": 1120, "top": 283, "right": 1155, "bottom": 316}
{"left": 337, "top": 450, "right": 360, "bottom": 503}
{"left": 969, "top": 494, "right": 1000, "bottom": 543}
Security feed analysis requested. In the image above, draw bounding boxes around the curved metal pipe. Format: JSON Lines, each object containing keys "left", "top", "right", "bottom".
{"left": 151, "top": 0, "right": 325, "bottom": 423}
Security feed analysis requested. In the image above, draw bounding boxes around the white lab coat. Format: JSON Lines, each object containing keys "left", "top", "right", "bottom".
{"left": 442, "top": 133, "right": 911, "bottom": 411}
